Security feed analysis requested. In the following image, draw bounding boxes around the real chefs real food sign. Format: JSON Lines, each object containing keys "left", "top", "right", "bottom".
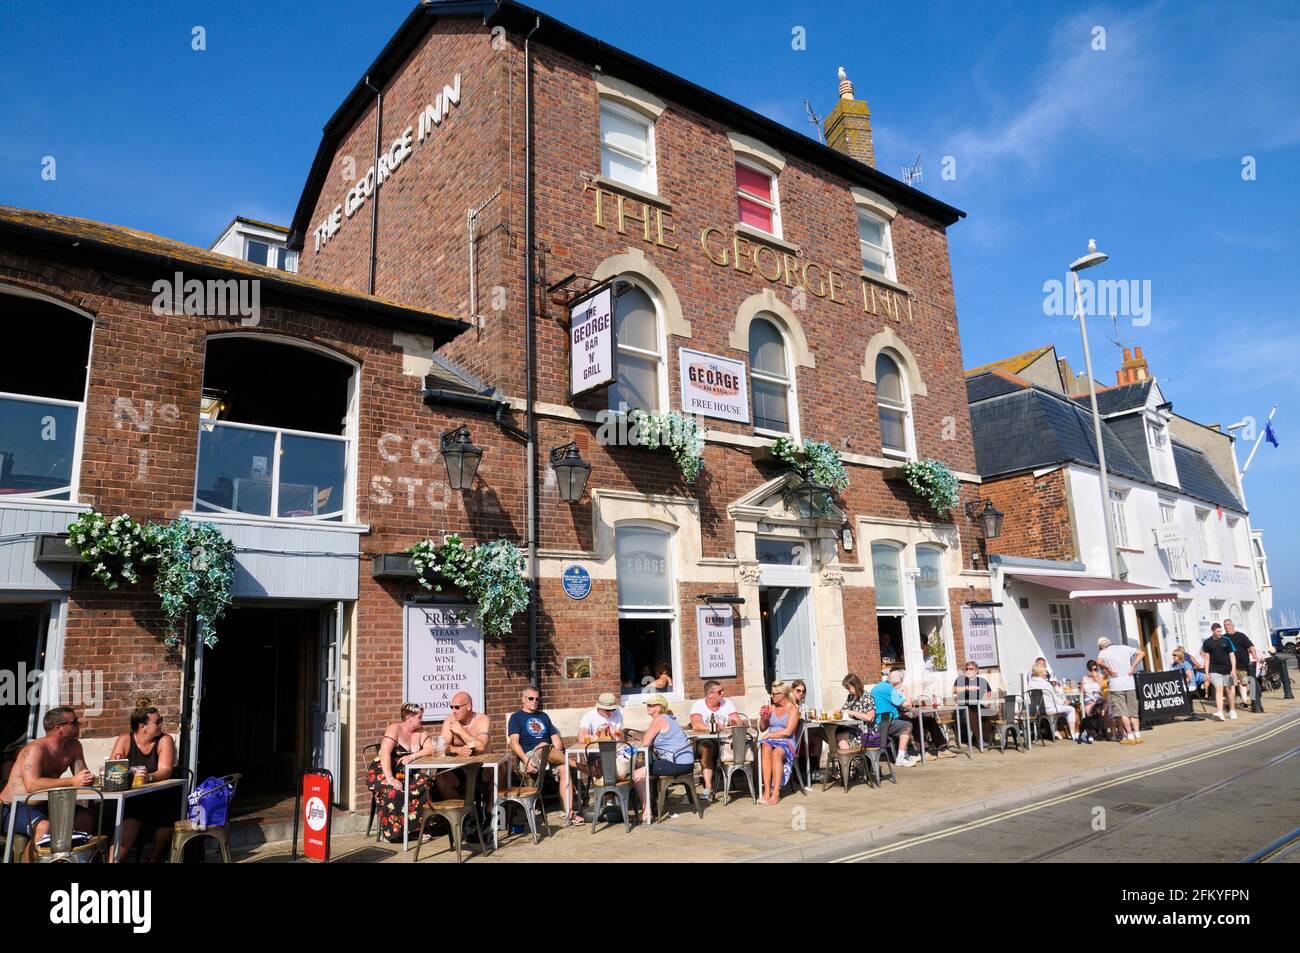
{"left": 570, "top": 286, "right": 615, "bottom": 397}
{"left": 678, "top": 348, "right": 749, "bottom": 423}
{"left": 696, "top": 605, "right": 737, "bottom": 678}
{"left": 404, "top": 604, "right": 484, "bottom": 721}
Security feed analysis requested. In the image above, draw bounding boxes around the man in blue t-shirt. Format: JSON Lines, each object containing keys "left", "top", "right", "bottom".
{"left": 507, "top": 686, "right": 577, "bottom": 822}
{"left": 871, "top": 668, "right": 917, "bottom": 767}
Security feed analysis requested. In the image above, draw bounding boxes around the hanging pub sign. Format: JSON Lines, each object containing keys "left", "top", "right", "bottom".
{"left": 960, "top": 604, "right": 999, "bottom": 668}
{"left": 1136, "top": 670, "right": 1193, "bottom": 726}
{"left": 404, "top": 603, "right": 484, "bottom": 721}
{"left": 678, "top": 348, "right": 749, "bottom": 423}
{"left": 696, "top": 605, "right": 737, "bottom": 678}
{"left": 570, "top": 285, "right": 615, "bottom": 397}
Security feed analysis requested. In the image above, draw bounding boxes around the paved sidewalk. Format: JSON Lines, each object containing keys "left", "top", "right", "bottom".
{"left": 235, "top": 692, "right": 1300, "bottom": 864}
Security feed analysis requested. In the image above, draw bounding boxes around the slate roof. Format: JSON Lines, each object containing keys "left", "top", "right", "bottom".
{"left": 1171, "top": 440, "right": 1243, "bottom": 511}
{"left": 1071, "top": 380, "right": 1152, "bottom": 415}
{"left": 967, "top": 371, "right": 1245, "bottom": 512}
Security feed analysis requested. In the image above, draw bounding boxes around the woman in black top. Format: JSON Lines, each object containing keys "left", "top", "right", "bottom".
{"left": 952, "top": 662, "right": 993, "bottom": 746}
{"left": 108, "top": 698, "right": 178, "bottom": 862}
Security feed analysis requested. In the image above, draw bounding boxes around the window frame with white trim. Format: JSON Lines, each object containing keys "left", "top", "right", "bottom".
{"left": 1048, "top": 601, "right": 1077, "bottom": 652}
{"left": 748, "top": 314, "right": 800, "bottom": 439}
{"left": 598, "top": 99, "right": 658, "bottom": 196}
{"left": 875, "top": 350, "right": 915, "bottom": 460}
{"left": 607, "top": 277, "right": 668, "bottom": 415}
{"left": 614, "top": 521, "right": 681, "bottom": 702}
{"left": 733, "top": 156, "right": 783, "bottom": 239}
{"left": 857, "top": 208, "right": 896, "bottom": 282}
{"left": 1109, "top": 488, "right": 1133, "bottom": 550}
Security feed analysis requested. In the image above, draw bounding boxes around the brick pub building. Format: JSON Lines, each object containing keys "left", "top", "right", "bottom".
{"left": 1, "top": 0, "right": 992, "bottom": 814}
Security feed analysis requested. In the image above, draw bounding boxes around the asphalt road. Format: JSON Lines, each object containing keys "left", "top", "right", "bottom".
{"left": 822, "top": 701, "right": 1300, "bottom": 864}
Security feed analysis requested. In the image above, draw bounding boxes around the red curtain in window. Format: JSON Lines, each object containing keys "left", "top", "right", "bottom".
{"left": 735, "top": 162, "right": 774, "bottom": 231}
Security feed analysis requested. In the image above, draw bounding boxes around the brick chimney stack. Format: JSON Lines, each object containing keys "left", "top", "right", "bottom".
{"left": 1116, "top": 345, "right": 1151, "bottom": 385}
{"left": 824, "top": 67, "right": 875, "bottom": 168}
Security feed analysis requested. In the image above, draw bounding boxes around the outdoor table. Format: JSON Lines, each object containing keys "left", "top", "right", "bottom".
{"left": 954, "top": 699, "right": 996, "bottom": 752}
{"left": 562, "top": 740, "right": 650, "bottom": 827}
{"left": 796, "top": 718, "right": 858, "bottom": 789}
{"left": 400, "top": 751, "right": 511, "bottom": 853}
{"left": 3, "top": 777, "right": 187, "bottom": 864}
{"left": 905, "top": 704, "right": 972, "bottom": 764}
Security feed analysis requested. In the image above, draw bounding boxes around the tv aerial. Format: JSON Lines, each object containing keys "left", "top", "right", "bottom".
{"left": 804, "top": 100, "right": 824, "bottom": 143}
{"left": 902, "top": 153, "right": 923, "bottom": 185}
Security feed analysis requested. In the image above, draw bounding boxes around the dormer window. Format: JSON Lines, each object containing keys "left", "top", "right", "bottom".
{"left": 1145, "top": 418, "right": 1173, "bottom": 484}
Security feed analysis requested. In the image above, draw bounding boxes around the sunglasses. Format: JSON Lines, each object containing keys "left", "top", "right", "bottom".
{"left": 451, "top": 703, "right": 469, "bottom": 710}
{"left": 523, "top": 696, "right": 539, "bottom": 702}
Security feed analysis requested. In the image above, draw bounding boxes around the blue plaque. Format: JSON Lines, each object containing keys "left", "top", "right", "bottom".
{"left": 562, "top": 564, "right": 592, "bottom": 600}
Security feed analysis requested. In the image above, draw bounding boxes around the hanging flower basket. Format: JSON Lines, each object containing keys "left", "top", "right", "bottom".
{"left": 65, "top": 512, "right": 157, "bottom": 589}
{"left": 899, "top": 459, "right": 960, "bottom": 517}
{"left": 150, "top": 519, "right": 236, "bottom": 649}
{"left": 407, "top": 534, "right": 529, "bottom": 639}
{"left": 628, "top": 409, "right": 706, "bottom": 483}
{"left": 768, "top": 437, "right": 850, "bottom": 493}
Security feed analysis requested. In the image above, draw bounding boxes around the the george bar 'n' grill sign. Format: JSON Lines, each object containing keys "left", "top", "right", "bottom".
{"left": 569, "top": 286, "right": 615, "bottom": 397}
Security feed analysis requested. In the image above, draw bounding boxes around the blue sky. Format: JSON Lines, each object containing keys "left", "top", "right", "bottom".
{"left": 2, "top": 1, "right": 1297, "bottom": 620}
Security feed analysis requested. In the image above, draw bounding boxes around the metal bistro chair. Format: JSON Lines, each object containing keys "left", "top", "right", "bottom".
{"left": 169, "top": 772, "right": 241, "bottom": 863}
{"left": 415, "top": 762, "right": 491, "bottom": 863}
{"left": 651, "top": 742, "right": 704, "bottom": 823}
{"left": 819, "top": 722, "right": 868, "bottom": 793}
{"left": 1026, "top": 689, "right": 1055, "bottom": 745}
{"left": 497, "top": 743, "right": 552, "bottom": 844}
{"left": 992, "top": 696, "right": 1026, "bottom": 753}
{"left": 362, "top": 742, "right": 383, "bottom": 840}
{"left": 581, "top": 740, "right": 636, "bottom": 833}
{"left": 31, "top": 787, "right": 107, "bottom": 863}
{"left": 717, "top": 725, "right": 758, "bottom": 805}
{"left": 864, "top": 714, "right": 897, "bottom": 785}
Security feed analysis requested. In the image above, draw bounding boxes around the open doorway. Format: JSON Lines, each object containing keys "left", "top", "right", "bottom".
{"left": 197, "top": 606, "right": 326, "bottom": 817}
{"left": 0, "top": 604, "right": 49, "bottom": 751}
{"left": 1136, "top": 608, "right": 1162, "bottom": 672}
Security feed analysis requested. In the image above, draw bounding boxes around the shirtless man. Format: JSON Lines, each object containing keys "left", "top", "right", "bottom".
{"left": 432, "top": 692, "right": 492, "bottom": 801}
{"left": 1, "top": 707, "right": 96, "bottom": 859}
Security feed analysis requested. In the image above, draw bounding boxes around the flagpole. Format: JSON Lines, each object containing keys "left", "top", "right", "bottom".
{"left": 1240, "top": 404, "right": 1277, "bottom": 477}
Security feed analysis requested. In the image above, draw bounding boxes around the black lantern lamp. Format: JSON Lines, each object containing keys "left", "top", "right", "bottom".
{"left": 787, "top": 479, "right": 833, "bottom": 519}
{"left": 965, "top": 499, "right": 1004, "bottom": 539}
{"left": 440, "top": 426, "right": 484, "bottom": 490}
{"left": 549, "top": 442, "right": 591, "bottom": 504}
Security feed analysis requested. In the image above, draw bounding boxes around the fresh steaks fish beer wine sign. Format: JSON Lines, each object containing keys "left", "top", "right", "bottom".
{"left": 312, "top": 74, "right": 463, "bottom": 251}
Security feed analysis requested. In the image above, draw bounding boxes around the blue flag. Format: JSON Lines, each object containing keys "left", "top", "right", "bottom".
{"left": 1265, "top": 421, "right": 1279, "bottom": 448}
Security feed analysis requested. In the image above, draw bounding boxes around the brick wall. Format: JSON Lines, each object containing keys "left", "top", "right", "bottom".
{"left": 981, "top": 468, "right": 1077, "bottom": 562}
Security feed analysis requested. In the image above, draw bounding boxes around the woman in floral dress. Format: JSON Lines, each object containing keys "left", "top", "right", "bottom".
{"left": 366, "top": 703, "right": 435, "bottom": 843}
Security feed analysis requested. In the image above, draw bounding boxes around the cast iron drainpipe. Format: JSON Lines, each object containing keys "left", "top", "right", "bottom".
{"left": 364, "top": 75, "right": 382, "bottom": 295}
{"left": 523, "top": 16, "right": 541, "bottom": 689}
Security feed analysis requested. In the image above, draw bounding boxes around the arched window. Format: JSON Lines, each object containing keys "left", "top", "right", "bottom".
{"left": 0, "top": 290, "right": 92, "bottom": 501}
{"left": 749, "top": 316, "right": 796, "bottom": 436}
{"left": 609, "top": 282, "right": 663, "bottom": 413}
{"left": 876, "top": 351, "right": 912, "bottom": 457}
{"left": 195, "top": 336, "right": 355, "bottom": 522}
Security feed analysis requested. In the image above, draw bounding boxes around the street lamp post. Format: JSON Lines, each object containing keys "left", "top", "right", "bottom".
{"left": 1070, "top": 240, "right": 1130, "bottom": 645}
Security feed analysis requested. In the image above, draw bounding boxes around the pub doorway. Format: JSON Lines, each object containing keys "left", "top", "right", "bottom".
{"left": 1136, "top": 608, "right": 1163, "bottom": 672}
{"left": 197, "top": 605, "right": 334, "bottom": 818}
{"left": 0, "top": 603, "right": 49, "bottom": 749}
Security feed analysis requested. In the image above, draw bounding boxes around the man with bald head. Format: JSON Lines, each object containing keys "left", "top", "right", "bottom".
{"left": 433, "top": 693, "right": 491, "bottom": 801}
